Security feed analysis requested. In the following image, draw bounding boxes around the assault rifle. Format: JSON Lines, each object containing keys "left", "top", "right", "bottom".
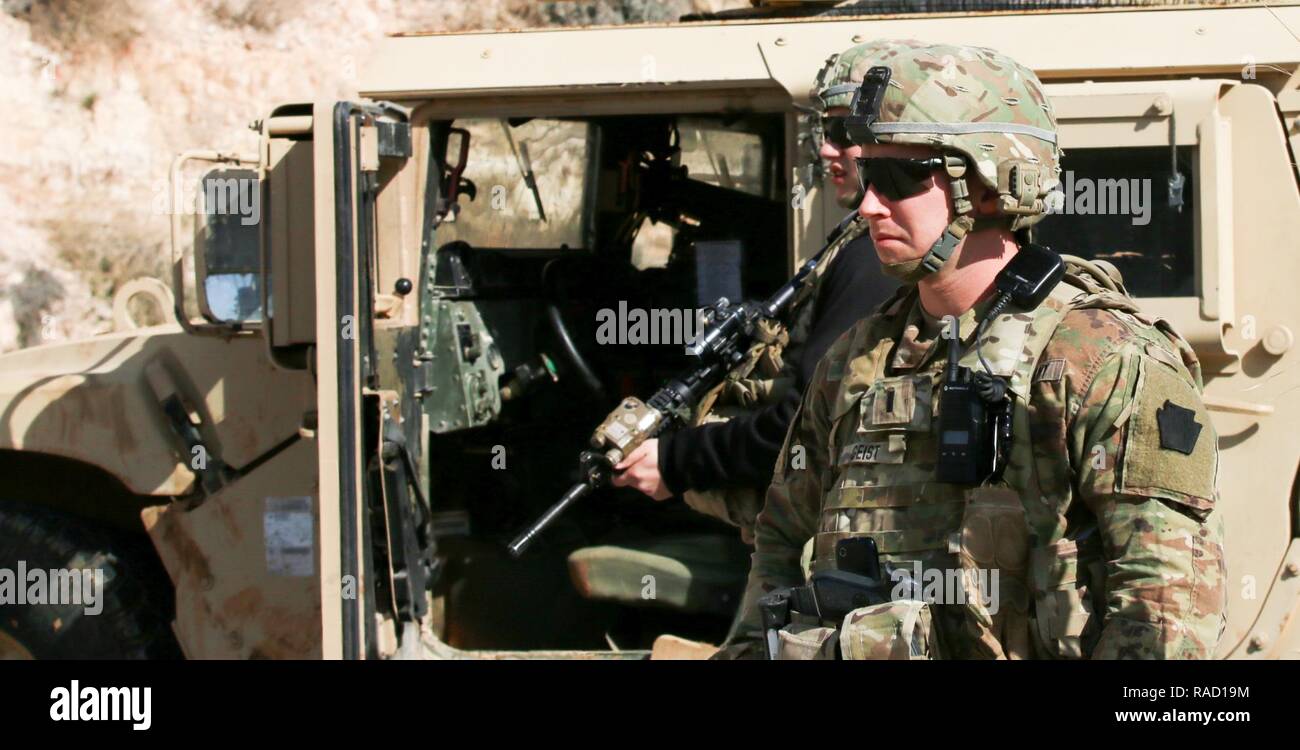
{"left": 507, "top": 213, "right": 858, "bottom": 557}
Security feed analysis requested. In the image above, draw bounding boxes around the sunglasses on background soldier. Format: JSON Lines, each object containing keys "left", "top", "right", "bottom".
{"left": 820, "top": 115, "right": 948, "bottom": 200}
{"left": 820, "top": 116, "right": 853, "bottom": 150}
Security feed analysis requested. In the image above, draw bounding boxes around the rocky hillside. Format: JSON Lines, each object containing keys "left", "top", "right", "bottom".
{"left": 0, "top": 0, "right": 742, "bottom": 351}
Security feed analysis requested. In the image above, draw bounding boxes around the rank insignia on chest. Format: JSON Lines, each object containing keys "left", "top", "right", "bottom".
{"left": 1156, "top": 399, "right": 1202, "bottom": 455}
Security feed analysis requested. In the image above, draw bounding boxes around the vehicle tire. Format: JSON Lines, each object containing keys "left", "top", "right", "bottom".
{"left": 0, "top": 502, "right": 181, "bottom": 659}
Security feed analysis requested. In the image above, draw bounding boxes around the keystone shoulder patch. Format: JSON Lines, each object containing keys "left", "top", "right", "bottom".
{"left": 1156, "top": 399, "right": 1202, "bottom": 455}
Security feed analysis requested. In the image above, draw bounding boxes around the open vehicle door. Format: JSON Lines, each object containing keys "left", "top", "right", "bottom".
{"left": 278, "top": 101, "right": 436, "bottom": 660}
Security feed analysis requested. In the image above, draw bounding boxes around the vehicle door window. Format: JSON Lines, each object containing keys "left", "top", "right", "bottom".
{"left": 436, "top": 118, "right": 593, "bottom": 249}
{"left": 1035, "top": 145, "right": 1196, "bottom": 297}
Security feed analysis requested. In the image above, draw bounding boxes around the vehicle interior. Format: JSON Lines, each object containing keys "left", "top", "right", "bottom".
{"left": 419, "top": 111, "right": 788, "bottom": 650}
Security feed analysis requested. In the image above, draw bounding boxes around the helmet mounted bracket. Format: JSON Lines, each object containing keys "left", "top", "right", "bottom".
{"left": 844, "top": 66, "right": 892, "bottom": 145}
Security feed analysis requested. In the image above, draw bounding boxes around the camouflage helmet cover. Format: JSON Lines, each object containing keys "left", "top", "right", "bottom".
{"left": 811, "top": 39, "right": 926, "bottom": 112}
{"left": 828, "top": 40, "right": 1063, "bottom": 229}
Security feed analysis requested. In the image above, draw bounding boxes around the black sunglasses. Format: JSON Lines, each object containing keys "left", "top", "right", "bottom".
{"left": 854, "top": 156, "right": 947, "bottom": 201}
{"left": 820, "top": 116, "right": 853, "bottom": 150}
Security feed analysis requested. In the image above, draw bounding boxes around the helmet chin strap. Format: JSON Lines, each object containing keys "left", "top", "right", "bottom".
{"left": 919, "top": 214, "right": 976, "bottom": 275}
{"left": 910, "top": 160, "right": 1007, "bottom": 280}
{"left": 919, "top": 159, "right": 977, "bottom": 276}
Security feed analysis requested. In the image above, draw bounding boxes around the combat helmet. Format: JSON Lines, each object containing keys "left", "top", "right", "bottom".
{"left": 811, "top": 39, "right": 926, "bottom": 113}
{"left": 838, "top": 40, "right": 1063, "bottom": 276}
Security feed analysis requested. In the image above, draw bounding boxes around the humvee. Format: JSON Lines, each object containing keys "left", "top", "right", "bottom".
{"left": 1, "top": 0, "right": 1297, "bottom": 660}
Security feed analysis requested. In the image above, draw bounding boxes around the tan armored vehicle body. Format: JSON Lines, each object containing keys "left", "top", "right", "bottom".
{"left": 0, "top": 1, "right": 1297, "bottom": 660}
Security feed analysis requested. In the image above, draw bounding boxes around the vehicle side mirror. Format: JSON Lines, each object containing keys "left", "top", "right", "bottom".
{"left": 194, "top": 167, "right": 263, "bottom": 324}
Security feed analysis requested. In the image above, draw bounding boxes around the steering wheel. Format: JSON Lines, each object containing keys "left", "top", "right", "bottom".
{"left": 542, "top": 258, "right": 607, "bottom": 401}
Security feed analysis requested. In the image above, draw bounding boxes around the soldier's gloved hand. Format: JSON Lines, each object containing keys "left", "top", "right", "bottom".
{"left": 611, "top": 440, "right": 673, "bottom": 501}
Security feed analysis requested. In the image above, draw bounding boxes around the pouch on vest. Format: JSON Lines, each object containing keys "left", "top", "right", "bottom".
{"left": 839, "top": 600, "right": 939, "bottom": 660}
{"left": 956, "top": 486, "right": 1032, "bottom": 659}
{"left": 775, "top": 623, "right": 839, "bottom": 660}
{"left": 1029, "top": 537, "right": 1103, "bottom": 659}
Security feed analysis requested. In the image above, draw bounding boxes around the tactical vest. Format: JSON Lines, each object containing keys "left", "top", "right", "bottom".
{"left": 804, "top": 258, "right": 1205, "bottom": 660}
{"left": 681, "top": 219, "right": 869, "bottom": 544}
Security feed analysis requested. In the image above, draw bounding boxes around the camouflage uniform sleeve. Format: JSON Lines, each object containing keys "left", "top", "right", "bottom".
{"left": 718, "top": 334, "right": 843, "bottom": 658}
{"left": 1067, "top": 333, "right": 1227, "bottom": 659}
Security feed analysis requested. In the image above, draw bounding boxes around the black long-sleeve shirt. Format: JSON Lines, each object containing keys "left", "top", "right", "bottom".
{"left": 658, "top": 233, "right": 897, "bottom": 493}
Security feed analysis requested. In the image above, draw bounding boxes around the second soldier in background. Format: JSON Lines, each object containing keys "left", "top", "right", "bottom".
{"left": 610, "top": 46, "right": 901, "bottom": 546}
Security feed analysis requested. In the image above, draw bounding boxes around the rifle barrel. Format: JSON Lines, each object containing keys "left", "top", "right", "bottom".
{"left": 507, "top": 480, "right": 594, "bottom": 557}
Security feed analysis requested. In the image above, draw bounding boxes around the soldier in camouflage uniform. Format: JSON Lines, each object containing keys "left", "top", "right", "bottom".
{"left": 722, "top": 40, "right": 1227, "bottom": 660}
{"left": 611, "top": 52, "right": 897, "bottom": 544}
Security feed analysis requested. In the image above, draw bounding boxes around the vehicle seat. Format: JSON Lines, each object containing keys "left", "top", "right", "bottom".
{"left": 567, "top": 533, "right": 750, "bottom": 617}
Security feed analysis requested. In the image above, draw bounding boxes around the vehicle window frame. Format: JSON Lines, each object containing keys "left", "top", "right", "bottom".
{"left": 1049, "top": 82, "right": 1232, "bottom": 322}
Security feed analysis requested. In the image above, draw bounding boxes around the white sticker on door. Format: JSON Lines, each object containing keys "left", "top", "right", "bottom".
{"left": 265, "top": 496, "right": 314, "bottom": 577}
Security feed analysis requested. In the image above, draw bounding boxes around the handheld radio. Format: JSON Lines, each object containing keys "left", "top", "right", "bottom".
{"left": 935, "top": 244, "right": 1065, "bottom": 485}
